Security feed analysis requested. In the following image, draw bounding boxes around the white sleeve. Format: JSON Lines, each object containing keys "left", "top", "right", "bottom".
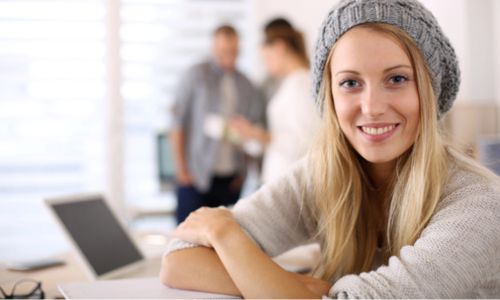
{"left": 287, "top": 76, "right": 321, "bottom": 160}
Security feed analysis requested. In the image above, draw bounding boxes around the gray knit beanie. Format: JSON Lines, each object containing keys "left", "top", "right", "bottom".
{"left": 312, "top": 0, "right": 460, "bottom": 118}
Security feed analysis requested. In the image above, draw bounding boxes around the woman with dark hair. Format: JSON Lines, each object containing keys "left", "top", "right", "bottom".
{"left": 231, "top": 19, "right": 321, "bottom": 183}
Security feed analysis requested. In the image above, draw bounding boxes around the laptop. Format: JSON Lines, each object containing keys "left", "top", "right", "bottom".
{"left": 45, "top": 193, "right": 160, "bottom": 280}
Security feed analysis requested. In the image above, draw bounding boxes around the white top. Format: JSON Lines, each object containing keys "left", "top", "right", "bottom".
{"left": 261, "top": 69, "right": 321, "bottom": 183}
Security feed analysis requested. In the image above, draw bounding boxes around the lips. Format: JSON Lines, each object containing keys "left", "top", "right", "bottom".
{"left": 357, "top": 123, "right": 400, "bottom": 141}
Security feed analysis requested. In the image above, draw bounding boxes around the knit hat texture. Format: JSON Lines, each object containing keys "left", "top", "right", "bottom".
{"left": 312, "top": 0, "right": 460, "bottom": 117}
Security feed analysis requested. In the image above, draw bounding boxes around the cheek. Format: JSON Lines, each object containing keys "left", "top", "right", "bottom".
{"left": 332, "top": 94, "right": 356, "bottom": 131}
{"left": 263, "top": 48, "right": 278, "bottom": 69}
{"left": 402, "top": 93, "right": 420, "bottom": 134}
{"left": 263, "top": 53, "right": 276, "bottom": 71}
{"left": 262, "top": 49, "right": 271, "bottom": 63}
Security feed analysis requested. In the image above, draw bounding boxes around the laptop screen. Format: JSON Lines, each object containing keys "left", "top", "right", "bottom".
{"left": 51, "top": 196, "right": 143, "bottom": 276}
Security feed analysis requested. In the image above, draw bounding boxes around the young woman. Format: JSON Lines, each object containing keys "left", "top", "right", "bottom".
{"left": 160, "top": 0, "right": 500, "bottom": 298}
{"left": 230, "top": 19, "right": 321, "bottom": 183}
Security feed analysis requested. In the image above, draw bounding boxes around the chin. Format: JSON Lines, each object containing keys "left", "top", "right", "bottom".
{"left": 358, "top": 150, "right": 399, "bottom": 164}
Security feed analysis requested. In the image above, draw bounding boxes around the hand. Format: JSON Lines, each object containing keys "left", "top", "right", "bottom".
{"left": 176, "top": 169, "right": 193, "bottom": 186}
{"left": 229, "top": 116, "right": 256, "bottom": 140}
{"left": 174, "top": 207, "right": 240, "bottom": 248}
{"left": 292, "top": 273, "right": 332, "bottom": 297}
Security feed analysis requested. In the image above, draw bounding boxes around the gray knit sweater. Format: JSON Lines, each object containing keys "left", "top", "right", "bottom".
{"left": 166, "top": 159, "right": 500, "bottom": 298}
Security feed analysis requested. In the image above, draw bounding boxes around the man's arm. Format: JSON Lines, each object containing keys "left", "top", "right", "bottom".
{"left": 169, "top": 128, "right": 192, "bottom": 185}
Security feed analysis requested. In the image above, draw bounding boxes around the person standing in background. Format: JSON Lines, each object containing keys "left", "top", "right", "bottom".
{"left": 259, "top": 18, "right": 294, "bottom": 103}
{"left": 169, "top": 25, "right": 264, "bottom": 224}
{"left": 230, "top": 19, "right": 321, "bottom": 183}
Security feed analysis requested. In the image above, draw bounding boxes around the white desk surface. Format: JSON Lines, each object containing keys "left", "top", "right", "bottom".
{"left": 59, "top": 277, "right": 238, "bottom": 299}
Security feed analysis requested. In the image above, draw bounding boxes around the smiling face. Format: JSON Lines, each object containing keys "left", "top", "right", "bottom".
{"left": 330, "top": 26, "right": 420, "bottom": 166}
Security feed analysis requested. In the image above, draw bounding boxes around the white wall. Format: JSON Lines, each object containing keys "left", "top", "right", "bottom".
{"left": 494, "top": 0, "right": 500, "bottom": 132}
{"left": 250, "top": 0, "right": 339, "bottom": 81}
{"left": 463, "top": 0, "right": 495, "bottom": 103}
{"left": 421, "top": 0, "right": 498, "bottom": 136}
{"left": 419, "top": 0, "right": 469, "bottom": 102}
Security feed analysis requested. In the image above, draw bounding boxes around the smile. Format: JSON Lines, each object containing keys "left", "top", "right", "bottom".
{"left": 357, "top": 123, "right": 400, "bottom": 141}
{"left": 361, "top": 124, "right": 396, "bottom": 135}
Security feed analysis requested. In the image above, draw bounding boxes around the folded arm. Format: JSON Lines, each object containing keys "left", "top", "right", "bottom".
{"left": 162, "top": 207, "right": 329, "bottom": 298}
{"left": 160, "top": 246, "right": 240, "bottom": 296}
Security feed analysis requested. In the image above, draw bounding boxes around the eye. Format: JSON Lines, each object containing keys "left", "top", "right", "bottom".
{"left": 339, "top": 79, "right": 360, "bottom": 89}
{"left": 389, "top": 75, "right": 408, "bottom": 85}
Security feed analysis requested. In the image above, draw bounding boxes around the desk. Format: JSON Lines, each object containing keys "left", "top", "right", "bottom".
{"left": 0, "top": 232, "right": 167, "bottom": 299}
{"left": 0, "top": 237, "right": 319, "bottom": 299}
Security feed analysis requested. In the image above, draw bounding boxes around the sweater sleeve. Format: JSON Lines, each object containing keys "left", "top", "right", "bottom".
{"left": 231, "top": 158, "right": 318, "bottom": 257}
{"left": 164, "top": 159, "right": 317, "bottom": 257}
{"left": 329, "top": 178, "right": 500, "bottom": 298}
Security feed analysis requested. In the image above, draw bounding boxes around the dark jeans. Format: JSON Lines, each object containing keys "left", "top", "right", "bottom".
{"left": 175, "top": 174, "right": 241, "bottom": 224}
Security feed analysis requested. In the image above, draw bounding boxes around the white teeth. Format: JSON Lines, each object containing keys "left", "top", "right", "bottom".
{"left": 361, "top": 125, "right": 396, "bottom": 135}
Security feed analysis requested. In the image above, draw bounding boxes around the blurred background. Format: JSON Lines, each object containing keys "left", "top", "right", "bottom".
{"left": 0, "top": 0, "right": 499, "bottom": 263}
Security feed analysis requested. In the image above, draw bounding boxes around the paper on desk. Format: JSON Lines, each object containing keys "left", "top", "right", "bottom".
{"left": 58, "top": 277, "right": 239, "bottom": 299}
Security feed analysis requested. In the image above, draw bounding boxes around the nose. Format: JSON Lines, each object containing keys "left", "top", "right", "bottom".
{"left": 361, "top": 86, "right": 387, "bottom": 118}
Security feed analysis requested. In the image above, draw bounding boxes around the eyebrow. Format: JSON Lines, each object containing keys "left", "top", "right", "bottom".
{"left": 334, "top": 64, "right": 413, "bottom": 76}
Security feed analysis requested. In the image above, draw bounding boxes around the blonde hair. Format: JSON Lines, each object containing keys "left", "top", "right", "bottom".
{"left": 309, "top": 23, "right": 449, "bottom": 280}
